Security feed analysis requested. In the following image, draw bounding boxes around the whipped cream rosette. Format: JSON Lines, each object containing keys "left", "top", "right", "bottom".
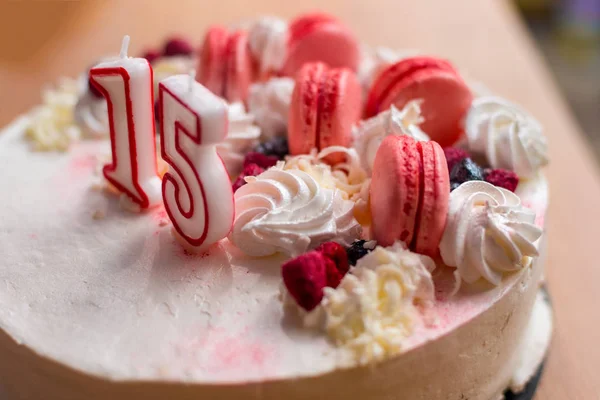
{"left": 465, "top": 96, "right": 549, "bottom": 178}
{"left": 247, "top": 77, "right": 294, "bottom": 139}
{"left": 247, "top": 17, "right": 289, "bottom": 76}
{"left": 74, "top": 91, "right": 109, "bottom": 138}
{"left": 216, "top": 102, "right": 261, "bottom": 177}
{"left": 229, "top": 163, "right": 361, "bottom": 257}
{"left": 440, "top": 181, "right": 543, "bottom": 286}
{"left": 353, "top": 100, "right": 430, "bottom": 173}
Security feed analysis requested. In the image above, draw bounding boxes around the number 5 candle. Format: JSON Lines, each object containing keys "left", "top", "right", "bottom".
{"left": 89, "top": 36, "right": 162, "bottom": 210}
{"left": 159, "top": 73, "right": 235, "bottom": 253}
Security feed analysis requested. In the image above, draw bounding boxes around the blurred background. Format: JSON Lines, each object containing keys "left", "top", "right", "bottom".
{"left": 514, "top": 0, "right": 600, "bottom": 158}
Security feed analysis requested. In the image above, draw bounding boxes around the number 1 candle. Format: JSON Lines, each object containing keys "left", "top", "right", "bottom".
{"left": 159, "top": 73, "right": 235, "bottom": 253}
{"left": 89, "top": 36, "right": 162, "bottom": 210}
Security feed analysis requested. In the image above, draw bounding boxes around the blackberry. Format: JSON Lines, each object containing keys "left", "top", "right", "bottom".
{"left": 254, "top": 136, "right": 289, "bottom": 159}
{"left": 450, "top": 158, "right": 483, "bottom": 191}
{"left": 346, "top": 240, "right": 375, "bottom": 266}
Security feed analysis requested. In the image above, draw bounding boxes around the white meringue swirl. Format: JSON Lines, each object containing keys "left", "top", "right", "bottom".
{"left": 216, "top": 102, "right": 261, "bottom": 177}
{"left": 247, "top": 17, "right": 288, "bottom": 74}
{"left": 353, "top": 101, "right": 430, "bottom": 173}
{"left": 247, "top": 78, "right": 294, "bottom": 139}
{"left": 439, "top": 181, "right": 543, "bottom": 286}
{"left": 229, "top": 164, "right": 361, "bottom": 257}
{"left": 465, "top": 96, "right": 549, "bottom": 178}
{"left": 74, "top": 91, "right": 109, "bottom": 138}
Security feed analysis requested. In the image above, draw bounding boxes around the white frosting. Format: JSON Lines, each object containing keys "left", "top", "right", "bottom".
{"left": 247, "top": 17, "right": 289, "bottom": 74}
{"left": 353, "top": 101, "right": 430, "bottom": 173}
{"left": 216, "top": 102, "right": 261, "bottom": 177}
{"left": 465, "top": 96, "right": 549, "bottom": 178}
{"left": 74, "top": 91, "right": 109, "bottom": 138}
{"left": 304, "top": 243, "right": 435, "bottom": 365}
{"left": 25, "top": 77, "right": 81, "bottom": 151}
{"left": 230, "top": 164, "right": 361, "bottom": 257}
{"left": 439, "top": 181, "right": 543, "bottom": 286}
{"left": 247, "top": 78, "right": 294, "bottom": 139}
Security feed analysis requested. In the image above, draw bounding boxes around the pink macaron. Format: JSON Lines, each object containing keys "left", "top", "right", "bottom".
{"left": 288, "top": 62, "right": 362, "bottom": 164}
{"left": 199, "top": 26, "right": 253, "bottom": 103}
{"left": 365, "top": 57, "right": 473, "bottom": 147}
{"left": 370, "top": 135, "right": 449, "bottom": 256}
{"left": 281, "top": 13, "right": 360, "bottom": 78}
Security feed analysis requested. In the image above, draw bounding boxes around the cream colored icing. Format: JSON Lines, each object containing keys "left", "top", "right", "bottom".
{"left": 216, "top": 102, "right": 261, "bottom": 177}
{"left": 229, "top": 164, "right": 361, "bottom": 257}
{"left": 439, "top": 181, "right": 543, "bottom": 286}
{"left": 301, "top": 243, "right": 435, "bottom": 366}
{"left": 353, "top": 101, "right": 430, "bottom": 173}
{"left": 247, "top": 78, "right": 294, "bottom": 139}
{"left": 24, "top": 77, "right": 81, "bottom": 151}
{"left": 247, "top": 17, "right": 288, "bottom": 74}
{"left": 465, "top": 96, "right": 549, "bottom": 178}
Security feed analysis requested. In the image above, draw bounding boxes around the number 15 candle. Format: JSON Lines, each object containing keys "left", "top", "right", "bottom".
{"left": 159, "top": 73, "right": 235, "bottom": 253}
{"left": 90, "top": 36, "right": 162, "bottom": 210}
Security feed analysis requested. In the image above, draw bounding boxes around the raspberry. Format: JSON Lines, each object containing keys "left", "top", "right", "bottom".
{"left": 243, "top": 152, "right": 279, "bottom": 169}
{"left": 346, "top": 240, "right": 375, "bottom": 266}
{"left": 141, "top": 49, "right": 161, "bottom": 64}
{"left": 316, "top": 242, "right": 349, "bottom": 288}
{"left": 450, "top": 158, "right": 483, "bottom": 190}
{"left": 443, "top": 147, "right": 470, "bottom": 173}
{"left": 232, "top": 163, "right": 264, "bottom": 192}
{"left": 484, "top": 168, "right": 519, "bottom": 192}
{"left": 163, "top": 37, "right": 194, "bottom": 57}
{"left": 281, "top": 251, "right": 328, "bottom": 311}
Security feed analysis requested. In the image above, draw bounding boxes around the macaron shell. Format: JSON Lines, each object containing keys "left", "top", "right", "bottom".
{"left": 370, "top": 135, "right": 421, "bottom": 247}
{"left": 199, "top": 25, "right": 229, "bottom": 97}
{"left": 282, "top": 23, "right": 360, "bottom": 77}
{"left": 379, "top": 68, "right": 473, "bottom": 147}
{"left": 365, "top": 56, "right": 457, "bottom": 117}
{"left": 288, "top": 13, "right": 338, "bottom": 41}
{"left": 224, "top": 30, "right": 253, "bottom": 103}
{"left": 288, "top": 63, "right": 326, "bottom": 156}
{"left": 412, "top": 141, "right": 450, "bottom": 257}
{"left": 318, "top": 68, "right": 362, "bottom": 164}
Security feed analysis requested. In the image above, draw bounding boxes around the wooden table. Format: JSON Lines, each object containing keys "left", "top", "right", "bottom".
{"left": 1, "top": 1, "right": 599, "bottom": 399}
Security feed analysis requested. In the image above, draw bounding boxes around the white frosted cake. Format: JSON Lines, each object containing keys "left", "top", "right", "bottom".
{"left": 0, "top": 13, "right": 551, "bottom": 400}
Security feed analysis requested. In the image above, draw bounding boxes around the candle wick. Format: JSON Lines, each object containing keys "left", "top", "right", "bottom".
{"left": 120, "top": 35, "right": 131, "bottom": 59}
{"left": 188, "top": 69, "right": 196, "bottom": 95}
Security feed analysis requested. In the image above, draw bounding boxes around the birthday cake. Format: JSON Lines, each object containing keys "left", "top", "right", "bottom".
{"left": 0, "top": 13, "right": 552, "bottom": 400}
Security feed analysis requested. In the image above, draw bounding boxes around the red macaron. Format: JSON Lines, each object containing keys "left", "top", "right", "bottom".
{"left": 199, "top": 26, "right": 253, "bottom": 103}
{"left": 281, "top": 13, "right": 360, "bottom": 77}
{"left": 365, "top": 57, "right": 473, "bottom": 147}
{"left": 288, "top": 62, "right": 362, "bottom": 164}
{"left": 370, "top": 135, "right": 449, "bottom": 257}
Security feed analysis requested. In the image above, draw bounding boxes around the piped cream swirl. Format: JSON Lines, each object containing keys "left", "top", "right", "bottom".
{"left": 74, "top": 91, "right": 109, "bottom": 138}
{"left": 439, "top": 181, "right": 543, "bottom": 286}
{"left": 248, "top": 17, "right": 288, "bottom": 75}
{"left": 465, "top": 96, "right": 549, "bottom": 178}
{"left": 353, "top": 101, "right": 430, "bottom": 173}
{"left": 230, "top": 164, "right": 361, "bottom": 257}
{"left": 247, "top": 78, "right": 294, "bottom": 139}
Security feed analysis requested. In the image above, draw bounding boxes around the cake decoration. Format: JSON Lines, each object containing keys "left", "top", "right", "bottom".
{"left": 353, "top": 100, "right": 430, "bottom": 174}
{"left": 89, "top": 36, "right": 162, "bottom": 211}
{"left": 439, "top": 181, "right": 543, "bottom": 285}
{"left": 484, "top": 168, "right": 520, "bottom": 192}
{"left": 247, "top": 17, "right": 289, "bottom": 80}
{"left": 365, "top": 56, "right": 473, "bottom": 147}
{"left": 25, "top": 77, "right": 81, "bottom": 151}
{"left": 247, "top": 77, "right": 294, "bottom": 139}
{"left": 159, "top": 73, "right": 234, "bottom": 253}
{"left": 285, "top": 242, "right": 435, "bottom": 366}
{"left": 465, "top": 96, "right": 549, "bottom": 178}
{"left": 229, "top": 164, "right": 361, "bottom": 257}
{"left": 74, "top": 89, "right": 109, "bottom": 138}
{"left": 370, "top": 135, "right": 449, "bottom": 256}
{"left": 449, "top": 157, "right": 485, "bottom": 190}
{"left": 216, "top": 102, "right": 261, "bottom": 177}
{"left": 282, "top": 13, "right": 360, "bottom": 77}
{"left": 288, "top": 62, "right": 362, "bottom": 164}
